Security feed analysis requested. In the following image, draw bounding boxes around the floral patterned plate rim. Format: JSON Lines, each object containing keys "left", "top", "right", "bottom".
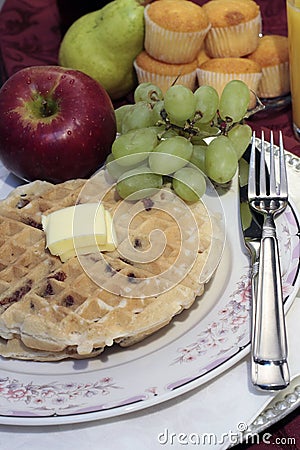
{"left": 0, "top": 149, "right": 299, "bottom": 426}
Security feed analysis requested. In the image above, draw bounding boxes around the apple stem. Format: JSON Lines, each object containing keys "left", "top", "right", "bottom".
{"left": 41, "top": 99, "right": 52, "bottom": 118}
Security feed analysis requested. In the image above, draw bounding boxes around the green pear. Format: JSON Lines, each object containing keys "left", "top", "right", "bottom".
{"left": 58, "top": 0, "right": 145, "bottom": 99}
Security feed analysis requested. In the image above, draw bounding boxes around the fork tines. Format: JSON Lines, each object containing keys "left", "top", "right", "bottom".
{"left": 249, "top": 130, "right": 288, "bottom": 201}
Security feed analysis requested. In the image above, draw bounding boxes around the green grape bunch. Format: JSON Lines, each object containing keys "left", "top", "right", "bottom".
{"left": 108, "top": 80, "right": 254, "bottom": 202}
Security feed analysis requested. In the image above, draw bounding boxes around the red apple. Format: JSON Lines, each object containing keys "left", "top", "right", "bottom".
{"left": 0, "top": 65, "right": 117, "bottom": 183}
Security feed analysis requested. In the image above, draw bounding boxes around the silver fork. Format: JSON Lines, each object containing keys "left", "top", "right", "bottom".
{"left": 248, "top": 130, "right": 290, "bottom": 390}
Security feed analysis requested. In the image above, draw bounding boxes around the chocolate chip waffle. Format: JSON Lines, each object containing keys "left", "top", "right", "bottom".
{"left": 0, "top": 170, "right": 219, "bottom": 361}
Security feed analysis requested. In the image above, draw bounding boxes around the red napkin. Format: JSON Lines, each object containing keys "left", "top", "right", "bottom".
{"left": 0, "top": 0, "right": 61, "bottom": 83}
{"left": 247, "top": 107, "right": 300, "bottom": 156}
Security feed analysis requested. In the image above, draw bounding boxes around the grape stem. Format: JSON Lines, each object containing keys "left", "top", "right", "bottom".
{"left": 215, "top": 111, "right": 234, "bottom": 135}
{"left": 149, "top": 91, "right": 161, "bottom": 103}
{"left": 244, "top": 92, "right": 265, "bottom": 118}
{"left": 158, "top": 108, "right": 205, "bottom": 139}
{"left": 156, "top": 105, "right": 251, "bottom": 140}
{"left": 171, "top": 73, "right": 182, "bottom": 87}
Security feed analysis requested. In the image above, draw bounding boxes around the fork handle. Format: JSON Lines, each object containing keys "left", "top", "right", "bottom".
{"left": 253, "top": 217, "right": 288, "bottom": 363}
{"left": 250, "top": 247, "right": 289, "bottom": 390}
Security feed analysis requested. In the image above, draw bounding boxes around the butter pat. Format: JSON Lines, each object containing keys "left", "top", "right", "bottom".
{"left": 42, "top": 204, "right": 116, "bottom": 261}
{"left": 59, "top": 211, "right": 116, "bottom": 262}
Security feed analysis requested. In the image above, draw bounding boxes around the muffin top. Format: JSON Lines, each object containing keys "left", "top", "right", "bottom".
{"left": 247, "top": 35, "right": 289, "bottom": 67}
{"left": 146, "top": 0, "right": 210, "bottom": 32}
{"left": 135, "top": 51, "right": 198, "bottom": 75}
{"left": 200, "top": 57, "right": 261, "bottom": 74}
{"left": 202, "top": 0, "right": 260, "bottom": 28}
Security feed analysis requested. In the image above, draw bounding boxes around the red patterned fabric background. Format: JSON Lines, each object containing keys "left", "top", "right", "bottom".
{"left": 0, "top": 1, "right": 299, "bottom": 447}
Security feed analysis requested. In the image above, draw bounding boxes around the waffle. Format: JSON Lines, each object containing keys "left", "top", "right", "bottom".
{"left": 0, "top": 169, "right": 219, "bottom": 361}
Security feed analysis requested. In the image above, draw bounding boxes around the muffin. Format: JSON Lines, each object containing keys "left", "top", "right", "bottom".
{"left": 144, "top": 0, "right": 211, "bottom": 64}
{"left": 197, "top": 57, "right": 262, "bottom": 107}
{"left": 197, "top": 47, "right": 211, "bottom": 67}
{"left": 134, "top": 51, "right": 198, "bottom": 93}
{"left": 247, "top": 35, "right": 290, "bottom": 98}
{"left": 202, "top": 0, "right": 261, "bottom": 58}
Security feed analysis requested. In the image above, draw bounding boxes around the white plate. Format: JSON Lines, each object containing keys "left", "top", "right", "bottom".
{"left": 0, "top": 153, "right": 299, "bottom": 426}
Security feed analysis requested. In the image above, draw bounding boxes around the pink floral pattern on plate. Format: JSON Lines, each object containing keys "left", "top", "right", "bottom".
{"left": 173, "top": 273, "right": 252, "bottom": 365}
{"left": 0, "top": 377, "right": 121, "bottom": 410}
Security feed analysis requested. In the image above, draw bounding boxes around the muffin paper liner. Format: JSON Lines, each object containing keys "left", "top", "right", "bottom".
{"left": 258, "top": 62, "right": 290, "bottom": 98}
{"left": 134, "top": 61, "right": 197, "bottom": 93}
{"left": 144, "top": 5, "right": 211, "bottom": 64}
{"left": 196, "top": 68, "right": 262, "bottom": 95}
{"left": 205, "top": 14, "right": 262, "bottom": 58}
